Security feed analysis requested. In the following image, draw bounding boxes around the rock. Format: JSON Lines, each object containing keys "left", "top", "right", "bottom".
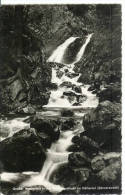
{"left": 9, "top": 79, "right": 23, "bottom": 100}
{"left": 91, "top": 155, "right": 105, "bottom": 172}
{"left": 0, "top": 128, "right": 46, "bottom": 172}
{"left": 61, "top": 109, "right": 74, "bottom": 117}
{"left": 65, "top": 72, "right": 79, "bottom": 79}
{"left": 82, "top": 101, "right": 121, "bottom": 151}
{"left": 63, "top": 91, "right": 87, "bottom": 103}
{"left": 72, "top": 135, "right": 99, "bottom": 156}
{"left": 50, "top": 164, "right": 76, "bottom": 187}
{"left": 22, "top": 106, "right": 36, "bottom": 114}
{"left": 56, "top": 70, "right": 63, "bottom": 78}
{"left": 77, "top": 94, "right": 87, "bottom": 103}
{"left": 72, "top": 102, "right": 82, "bottom": 106}
{"left": 91, "top": 152, "right": 121, "bottom": 172}
{"left": 67, "top": 144, "right": 81, "bottom": 152}
{"left": 68, "top": 152, "right": 91, "bottom": 167}
{"left": 30, "top": 118, "right": 60, "bottom": 142}
{"left": 48, "top": 83, "right": 58, "bottom": 90}
{"left": 72, "top": 85, "right": 82, "bottom": 93}
{"left": 97, "top": 160, "right": 121, "bottom": 184}
{"left": 60, "top": 81, "right": 74, "bottom": 88}
{"left": 63, "top": 91, "right": 76, "bottom": 97}
{"left": 97, "top": 83, "right": 121, "bottom": 102}
{"left": 73, "top": 168, "right": 90, "bottom": 184}
{"left": 61, "top": 118, "right": 76, "bottom": 131}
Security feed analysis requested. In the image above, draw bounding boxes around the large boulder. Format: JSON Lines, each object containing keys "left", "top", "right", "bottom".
{"left": 30, "top": 118, "right": 60, "bottom": 142}
{"left": 97, "top": 83, "right": 121, "bottom": 102}
{"left": 72, "top": 135, "right": 100, "bottom": 156}
{"left": 82, "top": 101, "right": 121, "bottom": 152}
{"left": 61, "top": 118, "right": 76, "bottom": 131}
{"left": 0, "top": 128, "right": 46, "bottom": 172}
{"left": 97, "top": 160, "right": 121, "bottom": 185}
{"left": 68, "top": 152, "right": 91, "bottom": 168}
{"left": 91, "top": 152, "right": 121, "bottom": 172}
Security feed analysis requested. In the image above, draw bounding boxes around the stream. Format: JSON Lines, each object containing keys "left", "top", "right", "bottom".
{"left": 0, "top": 34, "right": 98, "bottom": 193}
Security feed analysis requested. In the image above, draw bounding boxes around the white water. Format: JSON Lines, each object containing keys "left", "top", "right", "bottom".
{"left": 20, "top": 34, "right": 98, "bottom": 193}
{"left": 45, "top": 34, "right": 98, "bottom": 108}
{"left": 47, "top": 37, "right": 79, "bottom": 64}
{"left": 0, "top": 117, "right": 30, "bottom": 141}
{"left": 0, "top": 35, "right": 98, "bottom": 193}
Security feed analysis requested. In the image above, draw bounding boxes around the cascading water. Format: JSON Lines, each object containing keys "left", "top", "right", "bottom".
{"left": 0, "top": 35, "right": 98, "bottom": 194}
{"left": 19, "top": 34, "right": 98, "bottom": 193}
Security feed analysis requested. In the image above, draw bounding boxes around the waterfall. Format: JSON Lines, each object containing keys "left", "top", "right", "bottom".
{"left": 44, "top": 34, "right": 98, "bottom": 108}
{"left": 19, "top": 34, "right": 98, "bottom": 193}
{"left": 47, "top": 37, "right": 79, "bottom": 63}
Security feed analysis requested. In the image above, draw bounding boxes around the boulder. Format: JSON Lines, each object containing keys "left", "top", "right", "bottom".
{"left": 22, "top": 106, "right": 36, "bottom": 114}
{"left": 72, "top": 135, "right": 99, "bottom": 156}
{"left": 0, "top": 128, "right": 46, "bottom": 172}
{"left": 60, "top": 81, "right": 73, "bottom": 88}
{"left": 61, "top": 109, "right": 74, "bottom": 117}
{"left": 61, "top": 118, "right": 76, "bottom": 131}
{"left": 97, "top": 160, "right": 121, "bottom": 184}
{"left": 91, "top": 152, "right": 121, "bottom": 172}
{"left": 48, "top": 83, "right": 58, "bottom": 90}
{"left": 72, "top": 85, "right": 82, "bottom": 94}
{"left": 91, "top": 155, "right": 105, "bottom": 172}
{"left": 56, "top": 70, "right": 64, "bottom": 78}
{"left": 63, "top": 91, "right": 76, "bottom": 97}
{"left": 97, "top": 83, "right": 121, "bottom": 102}
{"left": 65, "top": 72, "right": 79, "bottom": 79}
{"left": 73, "top": 168, "right": 90, "bottom": 184}
{"left": 82, "top": 101, "right": 121, "bottom": 151}
{"left": 68, "top": 152, "right": 91, "bottom": 167}
{"left": 30, "top": 118, "right": 60, "bottom": 142}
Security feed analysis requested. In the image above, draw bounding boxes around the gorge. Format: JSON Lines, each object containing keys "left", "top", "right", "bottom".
{"left": 0, "top": 4, "right": 122, "bottom": 195}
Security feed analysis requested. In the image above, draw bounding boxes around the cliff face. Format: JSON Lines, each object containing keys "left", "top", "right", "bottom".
{"left": 75, "top": 5, "right": 121, "bottom": 89}
{"left": 0, "top": 5, "right": 121, "bottom": 113}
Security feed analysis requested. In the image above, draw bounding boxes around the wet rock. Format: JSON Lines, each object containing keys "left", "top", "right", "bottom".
{"left": 0, "top": 128, "right": 46, "bottom": 172}
{"left": 65, "top": 72, "right": 79, "bottom": 79}
{"left": 50, "top": 164, "right": 76, "bottom": 187}
{"left": 82, "top": 101, "right": 121, "bottom": 151}
{"left": 91, "top": 155, "right": 105, "bottom": 172}
{"left": 72, "top": 102, "right": 82, "bottom": 106}
{"left": 68, "top": 152, "right": 91, "bottom": 167}
{"left": 30, "top": 118, "right": 60, "bottom": 142}
{"left": 60, "top": 81, "right": 73, "bottom": 88}
{"left": 9, "top": 79, "right": 23, "bottom": 101}
{"left": 67, "top": 144, "right": 81, "bottom": 152}
{"left": 63, "top": 91, "right": 76, "bottom": 97}
{"left": 77, "top": 94, "right": 87, "bottom": 103}
{"left": 97, "top": 160, "right": 121, "bottom": 184}
{"left": 51, "top": 164, "right": 90, "bottom": 188}
{"left": 61, "top": 118, "right": 76, "bottom": 131}
{"left": 48, "top": 83, "right": 58, "bottom": 90}
{"left": 72, "top": 85, "right": 82, "bottom": 93}
{"left": 91, "top": 152, "right": 121, "bottom": 172}
{"left": 97, "top": 83, "right": 121, "bottom": 102}
{"left": 22, "top": 106, "right": 36, "bottom": 114}
{"left": 61, "top": 109, "right": 74, "bottom": 117}
{"left": 56, "top": 70, "right": 64, "bottom": 78}
{"left": 73, "top": 168, "right": 90, "bottom": 184}
{"left": 72, "top": 135, "right": 99, "bottom": 156}
{"left": 63, "top": 91, "right": 87, "bottom": 103}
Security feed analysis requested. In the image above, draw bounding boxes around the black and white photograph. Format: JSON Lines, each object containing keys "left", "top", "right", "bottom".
{"left": 0, "top": 3, "right": 122, "bottom": 195}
